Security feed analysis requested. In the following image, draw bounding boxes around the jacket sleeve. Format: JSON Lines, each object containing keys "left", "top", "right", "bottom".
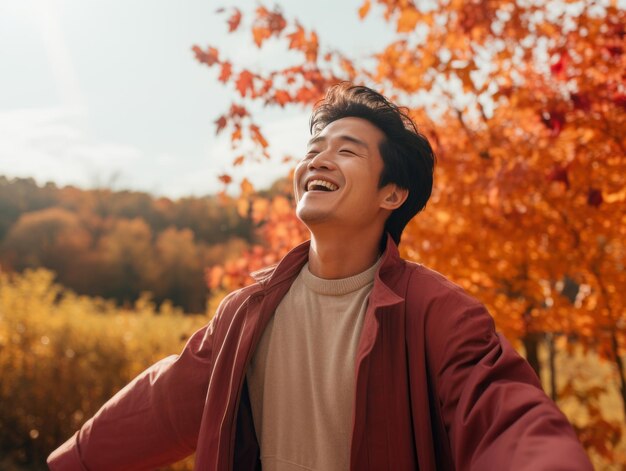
{"left": 426, "top": 300, "right": 593, "bottom": 470}
{"left": 47, "top": 293, "right": 232, "bottom": 471}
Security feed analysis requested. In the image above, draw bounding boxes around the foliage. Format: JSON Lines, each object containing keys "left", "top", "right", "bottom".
{"left": 0, "top": 177, "right": 253, "bottom": 312}
{"left": 0, "top": 268, "right": 207, "bottom": 469}
{"left": 207, "top": 175, "right": 308, "bottom": 289}
{"left": 194, "top": 0, "right": 626, "bottom": 465}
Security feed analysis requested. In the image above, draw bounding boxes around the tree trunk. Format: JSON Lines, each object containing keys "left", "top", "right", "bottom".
{"left": 610, "top": 330, "right": 626, "bottom": 424}
{"left": 522, "top": 332, "right": 542, "bottom": 379}
{"left": 547, "top": 333, "right": 557, "bottom": 401}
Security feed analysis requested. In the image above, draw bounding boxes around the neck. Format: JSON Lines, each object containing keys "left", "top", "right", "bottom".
{"left": 307, "top": 225, "right": 385, "bottom": 279}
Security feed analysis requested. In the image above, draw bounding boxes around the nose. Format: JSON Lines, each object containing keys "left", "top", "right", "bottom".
{"left": 307, "top": 149, "right": 335, "bottom": 171}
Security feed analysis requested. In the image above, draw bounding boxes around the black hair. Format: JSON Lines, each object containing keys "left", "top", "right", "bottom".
{"left": 309, "top": 82, "right": 436, "bottom": 245}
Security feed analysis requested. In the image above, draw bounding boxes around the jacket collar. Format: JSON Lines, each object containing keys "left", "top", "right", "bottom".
{"left": 251, "top": 233, "right": 405, "bottom": 307}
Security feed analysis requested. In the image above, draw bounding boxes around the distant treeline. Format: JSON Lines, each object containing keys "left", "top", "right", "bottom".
{"left": 0, "top": 176, "right": 268, "bottom": 312}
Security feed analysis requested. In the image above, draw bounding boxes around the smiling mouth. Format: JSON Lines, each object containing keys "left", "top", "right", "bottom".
{"left": 306, "top": 179, "right": 339, "bottom": 192}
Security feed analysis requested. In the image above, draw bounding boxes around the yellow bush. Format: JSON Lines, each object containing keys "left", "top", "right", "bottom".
{"left": 0, "top": 268, "right": 207, "bottom": 469}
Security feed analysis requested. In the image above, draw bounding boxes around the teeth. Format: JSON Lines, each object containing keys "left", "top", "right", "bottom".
{"left": 307, "top": 179, "right": 338, "bottom": 192}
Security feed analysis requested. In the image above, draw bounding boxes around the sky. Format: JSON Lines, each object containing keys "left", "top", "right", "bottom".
{"left": 0, "top": 0, "right": 393, "bottom": 198}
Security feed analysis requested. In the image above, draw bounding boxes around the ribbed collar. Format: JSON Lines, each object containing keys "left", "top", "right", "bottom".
{"left": 299, "top": 257, "right": 382, "bottom": 296}
{"left": 251, "top": 234, "right": 406, "bottom": 311}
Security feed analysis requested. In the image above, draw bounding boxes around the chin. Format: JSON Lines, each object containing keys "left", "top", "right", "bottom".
{"left": 296, "top": 205, "right": 329, "bottom": 226}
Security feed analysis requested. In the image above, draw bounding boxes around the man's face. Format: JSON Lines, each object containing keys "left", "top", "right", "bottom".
{"left": 294, "top": 117, "right": 390, "bottom": 230}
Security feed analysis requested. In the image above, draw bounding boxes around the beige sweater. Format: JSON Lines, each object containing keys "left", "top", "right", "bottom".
{"left": 246, "top": 259, "right": 381, "bottom": 471}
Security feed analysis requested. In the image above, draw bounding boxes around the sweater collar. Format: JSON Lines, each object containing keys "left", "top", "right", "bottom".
{"left": 251, "top": 233, "right": 405, "bottom": 307}
{"left": 300, "top": 257, "right": 382, "bottom": 296}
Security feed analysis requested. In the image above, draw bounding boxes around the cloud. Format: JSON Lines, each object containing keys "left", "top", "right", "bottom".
{"left": 0, "top": 107, "right": 143, "bottom": 190}
{"left": 0, "top": 105, "right": 310, "bottom": 199}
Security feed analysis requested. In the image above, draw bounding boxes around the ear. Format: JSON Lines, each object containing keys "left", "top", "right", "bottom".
{"left": 380, "top": 184, "right": 408, "bottom": 211}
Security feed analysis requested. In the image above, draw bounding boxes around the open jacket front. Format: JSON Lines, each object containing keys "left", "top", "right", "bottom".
{"left": 48, "top": 235, "right": 592, "bottom": 471}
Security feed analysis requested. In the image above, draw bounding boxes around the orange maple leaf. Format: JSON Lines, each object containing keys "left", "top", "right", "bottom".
{"left": 252, "top": 5, "right": 286, "bottom": 47}
{"left": 217, "top": 174, "right": 232, "bottom": 185}
{"left": 397, "top": 7, "right": 420, "bottom": 33}
{"left": 250, "top": 124, "right": 269, "bottom": 148}
{"left": 231, "top": 126, "right": 242, "bottom": 142}
{"left": 274, "top": 90, "right": 291, "bottom": 106}
{"left": 218, "top": 62, "right": 232, "bottom": 83}
{"left": 227, "top": 8, "right": 242, "bottom": 32}
{"left": 358, "top": 0, "right": 371, "bottom": 19}
{"left": 287, "top": 24, "right": 306, "bottom": 51}
{"left": 252, "top": 25, "right": 272, "bottom": 47}
{"left": 306, "top": 31, "right": 319, "bottom": 62}
{"left": 235, "top": 70, "right": 255, "bottom": 97}
{"left": 286, "top": 25, "right": 319, "bottom": 62}
{"left": 230, "top": 104, "right": 248, "bottom": 118}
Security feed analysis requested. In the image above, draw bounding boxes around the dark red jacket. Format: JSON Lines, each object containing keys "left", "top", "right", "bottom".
{"left": 48, "top": 236, "right": 592, "bottom": 470}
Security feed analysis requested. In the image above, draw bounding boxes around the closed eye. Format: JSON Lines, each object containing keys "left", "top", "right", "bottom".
{"left": 340, "top": 148, "right": 358, "bottom": 155}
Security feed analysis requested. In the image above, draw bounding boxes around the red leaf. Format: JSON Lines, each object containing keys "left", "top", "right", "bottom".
{"left": 253, "top": 5, "right": 286, "bottom": 46}
{"left": 605, "top": 45, "right": 623, "bottom": 58}
{"left": 294, "top": 86, "right": 319, "bottom": 104}
{"left": 250, "top": 124, "right": 269, "bottom": 148}
{"left": 235, "top": 70, "right": 255, "bottom": 97}
{"left": 215, "top": 116, "right": 227, "bottom": 134}
{"left": 192, "top": 45, "right": 220, "bottom": 67}
{"left": 571, "top": 93, "right": 591, "bottom": 112}
{"left": 258, "top": 78, "right": 273, "bottom": 96}
{"left": 227, "top": 8, "right": 242, "bottom": 32}
{"left": 541, "top": 110, "right": 565, "bottom": 137}
{"left": 218, "top": 174, "right": 232, "bottom": 185}
{"left": 550, "top": 52, "right": 569, "bottom": 78}
{"left": 218, "top": 62, "right": 232, "bottom": 83}
{"left": 546, "top": 165, "right": 570, "bottom": 189}
{"left": 267, "top": 10, "right": 286, "bottom": 34}
{"left": 274, "top": 90, "right": 291, "bottom": 106}
{"left": 614, "top": 94, "right": 626, "bottom": 110}
{"left": 229, "top": 104, "right": 248, "bottom": 118}
{"left": 233, "top": 155, "right": 245, "bottom": 166}
{"left": 588, "top": 188, "right": 603, "bottom": 207}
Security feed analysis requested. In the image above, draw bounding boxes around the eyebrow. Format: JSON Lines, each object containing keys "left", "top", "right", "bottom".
{"left": 306, "top": 134, "right": 370, "bottom": 150}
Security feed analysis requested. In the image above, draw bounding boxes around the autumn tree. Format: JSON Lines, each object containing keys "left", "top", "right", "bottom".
{"left": 0, "top": 178, "right": 260, "bottom": 311}
{"left": 195, "top": 0, "right": 625, "bottom": 464}
{"left": 153, "top": 227, "right": 207, "bottom": 312}
{"left": 92, "top": 218, "right": 157, "bottom": 304}
{"left": 2, "top": 208, "right": 93, "bottom": 283}
{"left": 0, "top": 177, "right": 61, "bottom": 239}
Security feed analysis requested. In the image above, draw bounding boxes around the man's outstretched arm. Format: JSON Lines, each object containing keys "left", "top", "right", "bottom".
{"left": 427, "top": 301, "right": 593, "bottom": 471}
{"left": 47, "top": 302, "right": 224, "bottom": 471}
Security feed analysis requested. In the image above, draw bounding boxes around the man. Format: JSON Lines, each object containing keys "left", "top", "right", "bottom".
{"left": 48, "top": 84, "right": 592, "bottom": 470}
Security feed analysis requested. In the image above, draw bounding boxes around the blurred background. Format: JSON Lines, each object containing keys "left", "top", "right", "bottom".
{"left": 0, "top": 0, "right": 625, "bottom": 469}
